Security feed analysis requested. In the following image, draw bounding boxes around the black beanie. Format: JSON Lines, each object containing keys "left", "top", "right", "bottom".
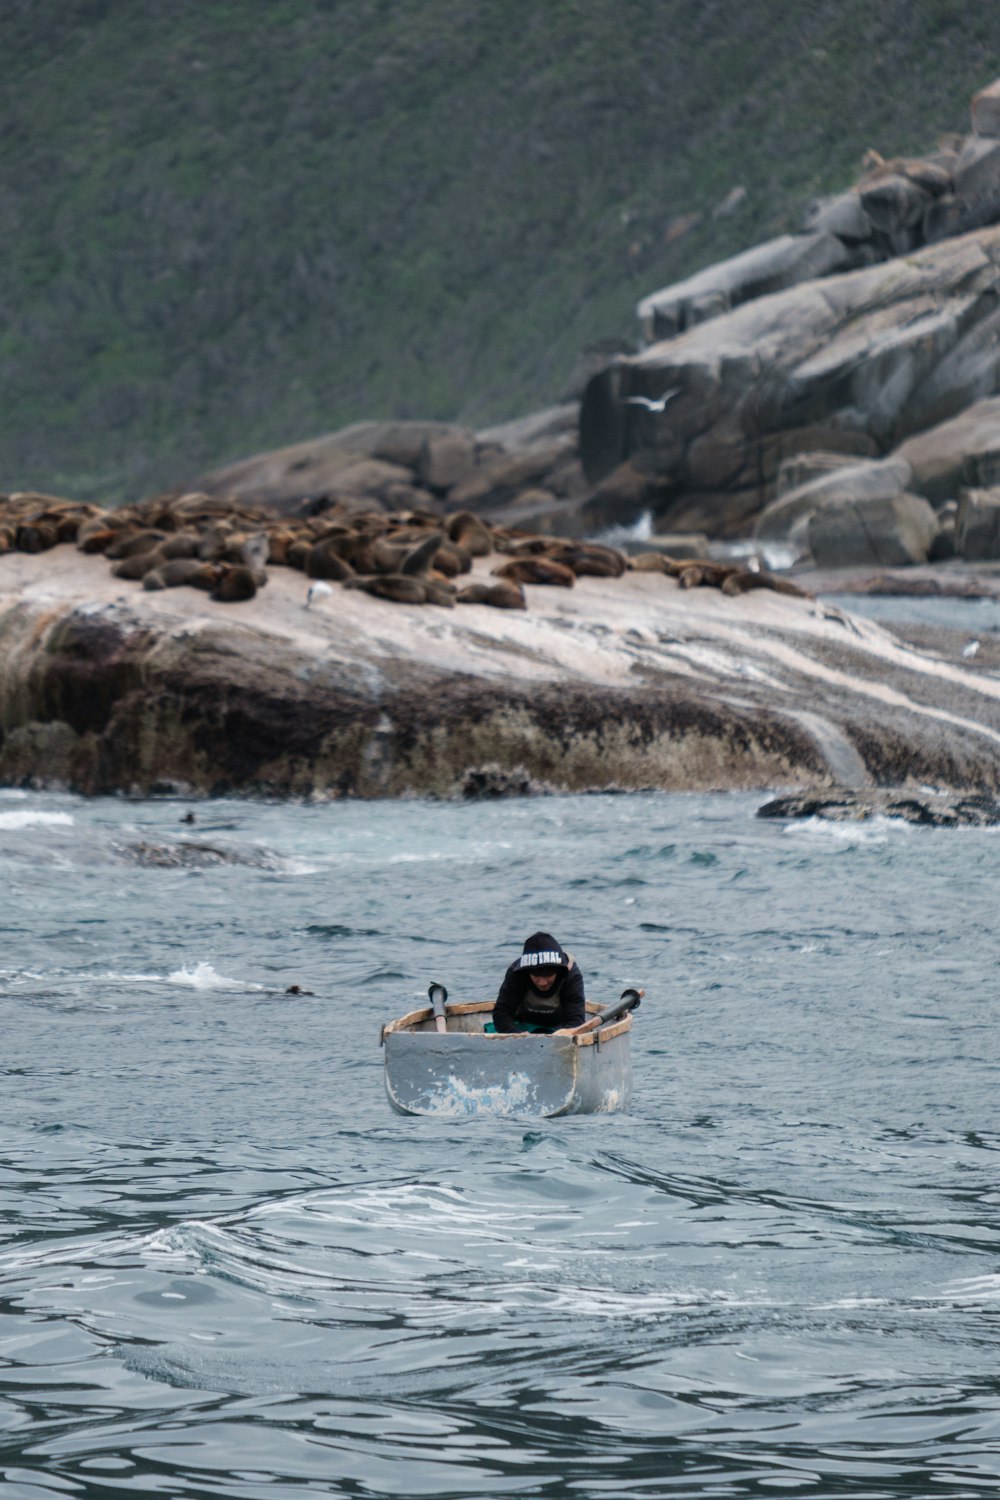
{"left": 517, "top": 932, "right": 570, "bottom": 972}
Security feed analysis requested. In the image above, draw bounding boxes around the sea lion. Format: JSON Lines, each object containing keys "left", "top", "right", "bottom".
{"left": 504, "top": 536, "right": 562, "bottom": 558}
{"left": 285, "top": 538, "right": 313, "bottom": 571}
{"left": 485, "top": 580, "right": 528, "bottom": 609}
{"left": 493, "top": 557, "right": 576, "bottom": 588}
{"left": 112, "top": 547, "right": 168, "bottom": 580}
{"left": 171, "top": 491, "right": 229, "bottom": 517}
{"left": 263, "top": 528, "right": 298, "bottom": 565}
{"left": 15, "top": 521, "right": 60, "bottom": 552}
{"left": 343, "top": 573, "right": 428, "bottom": 604}
{"left": 430, "top": 540, "right": 472, "bottom": 578}
{"left": 677, "top": 562, "right": 739, "bottom": 589}
{"left": 549, "top": 543, "right": 627, "bottom": 578}
{"left": 143, "top": 558, "right": 220, "bottom": 590}
{"left": 445, "top": 511, "right": 493, "bottom": 557}
{"left": 53, "top": 511, "right": 86, "bottom": 543}
{"left": 306, "top": 541, "right": 355, "bottom": 581}
{"left": 628, "top": 552, "right": 673, "bottom": 574}
{"left": 720, "top": 570, "right": 811, "bottom": 598}
{"left": 423, "top": 577, "right": 457, "bottom": 608}
{"left": 456, "top": 581, "right": 527, "bottom": 609}
{"left": 222, "top": 530, "right": 270, "bottom": 570}
{"left": 197, "top": 523, "right": 238, "bottom": 561}
{"left": 105, "top": 528, "right": 167, "bottom": 560}
{"left": 211, "top": 564, "right": 259, "bottom": 603}
{"left": 76, "top": 516, "right": 126, "bottom": 553}
{"left": 398, "top": 531, "right": 447, "bottom": 576}
{"left": 159, "top": 531, "right": 202, "bottom": 560}
{"left": 455, "top": 581, "right": 491, "bottom": 604}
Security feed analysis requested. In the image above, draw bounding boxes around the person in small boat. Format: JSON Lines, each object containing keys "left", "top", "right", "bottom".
{"left": 492, "top": 932, "right": 587, "bottom": 1034}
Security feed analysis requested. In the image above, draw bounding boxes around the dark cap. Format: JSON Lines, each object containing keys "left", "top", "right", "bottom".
{"left": 517, "top": 931, "right": 570, "bottom": 973}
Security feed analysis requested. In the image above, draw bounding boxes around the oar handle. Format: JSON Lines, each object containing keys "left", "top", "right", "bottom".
{"left": 571, "top": 987, "right": 643, "bottom": 1036}
{"left": 428, "top": 982, "right": 449, "bottom": 1034}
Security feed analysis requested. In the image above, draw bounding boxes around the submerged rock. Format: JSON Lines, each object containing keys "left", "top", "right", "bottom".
{"left": 757, "top": 789, "right": 1000, "bottom": 827}
{"left": 114, "top": 839, "right": 284, "bottom": 869}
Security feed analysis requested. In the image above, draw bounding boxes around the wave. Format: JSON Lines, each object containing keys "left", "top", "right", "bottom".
{"left": 0, "top": 809, "right": 75, "bottom": 830}
{"left": 167, "top": 961, "right": 267, "bottom": 991}
{"left": 781, "top": 814, "right": 913, "bottom": 845}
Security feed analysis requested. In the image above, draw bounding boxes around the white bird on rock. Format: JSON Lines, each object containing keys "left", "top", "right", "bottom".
{"left": 962, "top": 639, "right": 981, "bottom": 658}
{"left": 625, "top": 388, "right": 680, "bottom": 413}
{"left": 305, "top": 581, "right": 334, "bottom": 610}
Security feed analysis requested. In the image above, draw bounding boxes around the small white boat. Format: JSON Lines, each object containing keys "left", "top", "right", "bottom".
{"left": 380, "top": 989, "right": 640, "bottom": 1117}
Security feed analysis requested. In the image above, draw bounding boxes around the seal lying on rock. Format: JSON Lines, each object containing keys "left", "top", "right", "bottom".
{"left": 446, "top": 510, "right": 493, "bottom": 557}
{"left": 111, "top": 549, "right": 170, "bottom": 581}
{"left": 211, "top": 564, "right": 266, "bottom": 603}
{"left": 306, "top": 541, "right": 356, "bottom": 581}
{"left": 0, "top": 490, "right": 816, "bottom": 619}
{"left": 143, "top": 559, "right": 222, "bottom": 591}
{"left": 721, "top": 570, "right": 811, "bottom": 598}
{"left": 456, "top": 580, "right": 527, "bottom": 609}
{"left": 343, "top": 573, "right": 431, "bottom": 605}
{"left": 493, "top": 557, "right": 576, "bottom": 587}
{"left": 677, "top": 561, "right": 740, "bottom": 589}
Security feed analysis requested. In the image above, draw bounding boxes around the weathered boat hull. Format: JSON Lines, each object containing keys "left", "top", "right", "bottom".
{"left": 381, "top": 1001, "right": 633, "bottom": 1117}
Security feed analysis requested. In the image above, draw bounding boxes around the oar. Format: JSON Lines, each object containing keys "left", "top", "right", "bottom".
{"left": 428, "top": 982, "right": 449, "bottom": 1034}
{"left": 565, "top": 987, "right": 643, "bottom": 1037}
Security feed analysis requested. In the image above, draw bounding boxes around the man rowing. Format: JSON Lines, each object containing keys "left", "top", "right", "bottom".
{"left": 491, "top": 931, "right": 587, "bottom": 1034}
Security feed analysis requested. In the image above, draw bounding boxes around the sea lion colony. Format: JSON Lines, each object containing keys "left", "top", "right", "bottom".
{"left": 0, "top": 491, "right": 808, "bottom": 608}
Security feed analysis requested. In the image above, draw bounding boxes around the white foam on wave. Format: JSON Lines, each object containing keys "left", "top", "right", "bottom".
{"left": 259, "top": 1181, "right": 546, "bottom": 1243}
{"left": 167, "top": 961, "right": 265, "bottom": 992}
{"left": 783, "top": 815, "right": 911, "bottom": 846}
{"left": 98, "top": 971, "right": 171, "bottom": 985}
{"left": 0, "top": 809, "right": 75, "bottom": 830}
{"left": 931, "top": 1272, "right": 1000, "bottom": 1305}
{"left": 278, "top": 857, "right": 325, "bottom": 876}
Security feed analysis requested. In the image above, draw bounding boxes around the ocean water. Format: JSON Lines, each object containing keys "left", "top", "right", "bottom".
{"left": 2, "top": 785, "right": 1000, "bottom": 1499}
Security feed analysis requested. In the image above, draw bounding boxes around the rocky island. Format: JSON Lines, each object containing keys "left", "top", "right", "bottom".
{"left": 1, "top": 497, "right": 999, "bottom": 797}
{"left": 6, "top": 79, "right": 1000, "bottom": 800}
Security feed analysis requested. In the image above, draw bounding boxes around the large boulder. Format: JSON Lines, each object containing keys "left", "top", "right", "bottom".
{"left": 582, "top": 226, "right": 1000, "bottom": 536}
{"left": 807, "top": 492, "right": 938, "bottom": 568}
{"left": 891, "top": 395, "right": 1000, "bottom": 503}
{"left": 193, "top": 421, "right": 473, "bottom": 513}
{"left": 801, "top": 191, "right": 873, "bottom": 244}
{"left": 923, "top": 137, "right": 1000, "bottom": 242}
{"left": 972, "top": 79, "right": 1000, "bottom": 141}
{"left": 448, "top": 436, "right": 580, "bottom": 512}
{"left": 755, "top": 457, "right": 913, "bottom": 556}
{"left": 637, "top": 233, "right": 865, "bottom": 343}
{"left": 956, "top": 486, "right": 1000, "bottom": 559}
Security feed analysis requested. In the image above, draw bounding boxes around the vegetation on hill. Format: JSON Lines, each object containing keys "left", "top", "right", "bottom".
{"left": 4, "top": 0, "right": 999, "bottom": 500}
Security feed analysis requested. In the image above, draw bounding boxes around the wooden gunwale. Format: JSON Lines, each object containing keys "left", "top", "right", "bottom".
{"left": 381, "top": 999, "right": 632, "bottom": 1047}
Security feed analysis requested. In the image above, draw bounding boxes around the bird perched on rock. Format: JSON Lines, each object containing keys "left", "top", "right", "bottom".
{"left": 305, "top": 581, "right": 335, "bottom": 609}
{"left": 962, "top": 639, "right": 981, "bottom": 658}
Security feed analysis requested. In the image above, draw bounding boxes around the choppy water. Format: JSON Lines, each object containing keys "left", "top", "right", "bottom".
{"left": 3, "top": 784, "right": 1000, "bottom": 1499}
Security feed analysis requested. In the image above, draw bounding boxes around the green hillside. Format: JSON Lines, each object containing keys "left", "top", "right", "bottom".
{"left": 3, "top": 0, "right": 999, "bottom": 501}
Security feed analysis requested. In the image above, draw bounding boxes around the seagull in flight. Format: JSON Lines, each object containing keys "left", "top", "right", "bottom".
{"left": 625, "top": 388, "right": 680, "bottom": 412}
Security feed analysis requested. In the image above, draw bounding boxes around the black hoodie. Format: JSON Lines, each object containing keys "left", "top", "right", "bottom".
{"left": 492, "top": 932, "right": 586, "bottom": 1033}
